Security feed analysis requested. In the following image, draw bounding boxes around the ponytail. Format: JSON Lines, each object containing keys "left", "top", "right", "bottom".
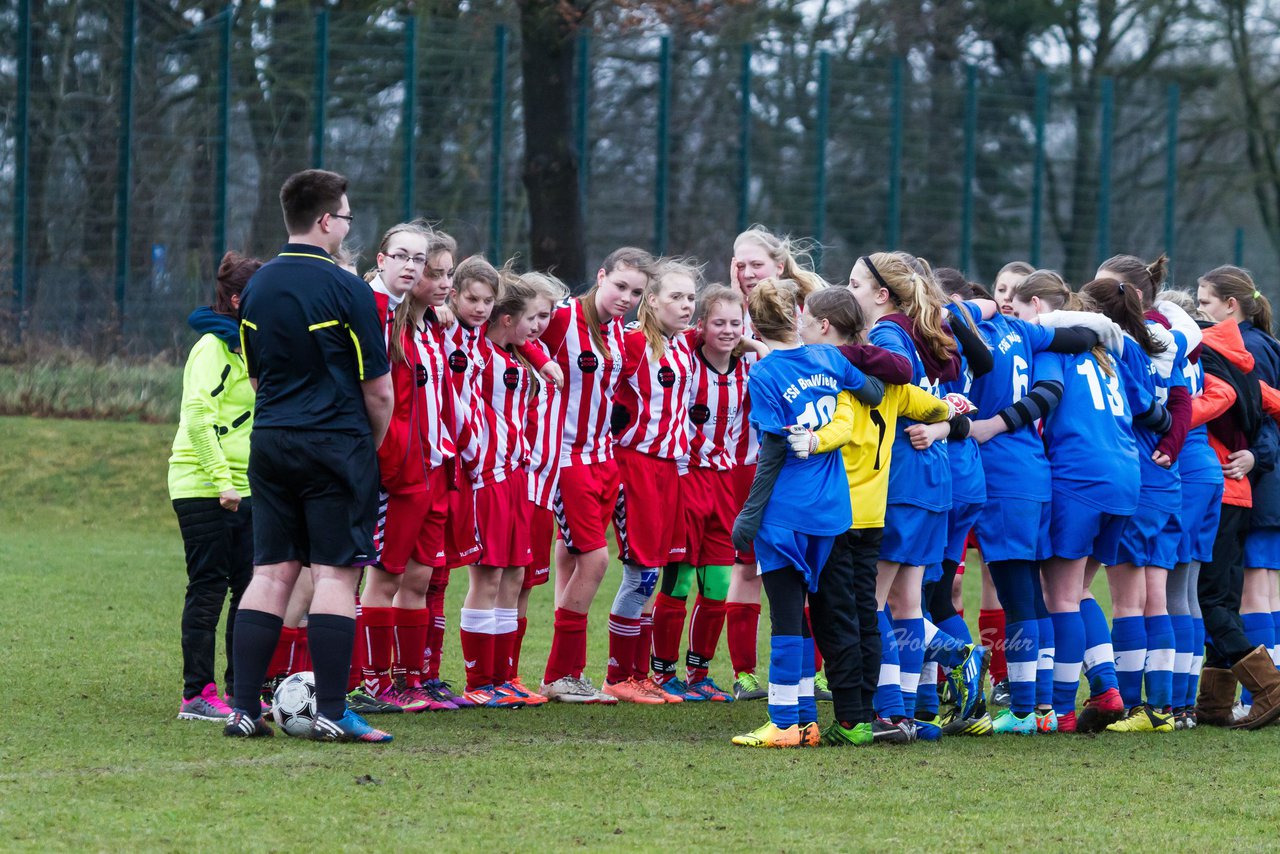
{"left": 1080, "top": 277, "right": 1166, "bottom": 357}
{"left": 1200, "top": 265, "right": 1273, "bottom": 338}
{"left": 1100, "top": 253, "right": 1169, "bottom": 308}
{"left": 866, "top": 251, "right": 957, "bottom": 364}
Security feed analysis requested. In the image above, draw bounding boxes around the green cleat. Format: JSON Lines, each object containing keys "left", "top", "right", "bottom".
{"left": 733, "top": 671, "right": 767, "bottom": 701}
{"left": 991, "top": 708, "right": 1036, "bottom": 734}
{"left": 813, "top": 671, "right": 833, "bottom": 702}
{"left": 820, "top": 720, "right": 873, "bottom": 746}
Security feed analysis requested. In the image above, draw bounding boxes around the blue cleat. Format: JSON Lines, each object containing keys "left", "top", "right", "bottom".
{"left": 991, "top": 708, "right": 1036, "bottom": 735}
{"left": 309, "top": 709, "right": 393, "bottom": 743}
{"left": 949, "top": 644, "right": 989, "bottom": 721}
{"left": 687, "top": 676, "right": 734, "bottom": 702}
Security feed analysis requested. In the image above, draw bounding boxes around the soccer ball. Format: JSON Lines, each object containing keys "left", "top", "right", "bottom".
{"left": 272, "top": 671, "right": 318, "bottom": 738}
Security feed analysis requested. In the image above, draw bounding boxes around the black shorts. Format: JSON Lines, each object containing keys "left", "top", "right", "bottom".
{"left": 248, "top": 427, "right": 379, "bottom": 568}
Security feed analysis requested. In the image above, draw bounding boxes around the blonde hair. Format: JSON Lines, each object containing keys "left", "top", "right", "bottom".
{"left": 1155, "top": 288, "right": 1211, "bottom": 323}
{"left": 747, "top": 277, "right": 800, "bottom": 344}
{"left": 580, "top": 246, "right": 657, "bottom": 360}
{"left": 865, "top": 251, "right": 957, "bottom": 363}
{"left": 734, "top": 226, "right": 826, "bottom": 305}
{"left": 1015, "top": 270, "right": 1112, "bottom": 374}
{"left": 1200, "top": 265, "right": 1273, "bottom": 337}
{"left": 522, "top": 270, "right": 570, "bottom": 306}
{"left": 636, "top": 258, "right": 702, "bottom": 359}
{"left": 694, "top": 284, "right": 749, "bottom": 358}
{"left": 452, "top": 255, "right": 500, "bottom": 306}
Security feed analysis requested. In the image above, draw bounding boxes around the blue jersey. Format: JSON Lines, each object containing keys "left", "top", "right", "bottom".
{"left": 1034, "top": 349, "right": 1140, "bottom": 514}
{"left": 749, "top": 344, "right": 867, "bottom": 536}
{"left": 968, "top": 313, "right": 1056, "bottom": 501}
{"left": 1116, "top": 339, "right": 1180, "bottom": 512}
{"left": 942, "top": 303, "right": 987, "bottom": 506}
{"left": 1179, "top": 356, "right": 1223, "bottom": 486}
{"left": 868, "top": 319, "right": 952, "bottom": 512}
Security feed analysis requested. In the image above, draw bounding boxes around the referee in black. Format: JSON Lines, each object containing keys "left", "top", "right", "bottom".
{"left": 225, "top": 169, "right": 395, "bottom": 742}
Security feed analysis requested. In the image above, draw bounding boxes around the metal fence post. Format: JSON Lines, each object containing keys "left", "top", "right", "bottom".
{"left": 887, "top": 56, "right": 904, "bottom": 250}
{"left": 738, "top": 43, "right": 751, "bottom": 235}
{"left": 488, "top": 24, "right": 507, "bottom": 263}
{"left": 1165, "top": 83, "right": 1179, "bottom": 273}
{"left": 312, "top": 10, "right": 328, "bottom": 169}
{"left": 813, "top": 51, "right": 830, "bottom": 274}
{"left": 13, "top": 0, "right": 31, "bottom": 336}
{"left": 402, "top": 16, "right": 416, "bottom": 221}
{"left": 654, "top": 35, "right": 671, "bottom": 256}
{"left": 960, "top": 63, "right": 977, "bottom": 275}
{"left": 214, "top": 7, "right": 232, "bottom": 260}
{"left": 115, "top": 0, "right": 137, "bottom": 320}
{"left": 1097, "top": 77, "right": 1114, "bottom": 267}
{"left": 1031, "top": 72, "right": 1048, "bottom": 267}
{"left": 576, "top": 32, "right": 590, "bottom": 231}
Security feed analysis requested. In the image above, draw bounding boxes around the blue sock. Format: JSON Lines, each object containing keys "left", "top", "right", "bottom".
{"left": 1111, "top": 615, "right": 1146, "bottom": 708}
{"left": 1004, "top": 618, "right": 1039, "bottom": 715}
{"left": 1036, "top": 616, "right": 1055, "bottom": 709}
{"left": 1272, "top": 610, "right": 1280, "bottom": 666}
{"left": 1050, "top": 610, "right": 1084, "bottom": 716}
{"left": 1170, "top": 613, "right": 1193, "bottom": 710}
{"left": 1081, "top": 598, "right": 1118, "bottom": 695}
{"left": 1187, "top": 616, "right": 1205, "bottom": 708}
{"left": 799, "top": 636, "right": 818, "bottom": 724}
{"left": 938, "top": 613, "right": 973, "bottom": 645}
{"left": 1143, "top": 614, "right": 1175, "bottom": 710}
{"left": 892, "top": 617, "right": 925, "bottom": 718}
{"left": 767, "top": 635, "right": 802, "bottom": 728}
{"left": 923, "top": 618, "right": 968, "bottom": 669}
{"left": 916, "top": 663, "right": 940, "bottom": 717}
{"left": 873, "top": 609, "right": 906, "bottom": 720}
{"left": 1240, "top": 612, "right": 1275, "bottom": 706}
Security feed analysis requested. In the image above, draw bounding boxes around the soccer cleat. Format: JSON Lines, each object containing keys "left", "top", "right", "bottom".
{"left": 813, "top": 672, "right": 833, "bottom": 702}
{"left": 638, "top": 676, "right": 683, "bottom": 703}
{"left": 502, "top": 679, "right": 548, "bottom": 706}
{"left": 604, "top": 677, "right": 667, "bottom": 705}
{"left": 223, "top": 710, "right": 273, "bottom": 738}
{"left": 346, "top": 687, "right": 404, "bottom": 715}
{"left": 466, "top": 684, "right": 527, "bottom": 709}
{"left": 657, "top": 677, "right": 705, "bottom": 702}
{"left": 820, "top": 720, "right": 874, "bottom": 746}
{"left": 539, "top": 676, "right": 600, "bottom": 704}
{"left": 404, "top": 682, "right": 457, "bottom": 711}
{"left": 991, "top": 708, "right": 1036, "bottom": 735}
{"left": 1057, "top": 711, "right": 1078, "bottom": 733}
{"left": 950, "top": 644, "right": 990, "bottom": 720}
{"left": 990, "top": 678, "right": 1012, "bottom": 707}
{"left": 914, "top": 717, "right": 943, "bottom": 742}
{"left": 871, "top": 717, "right": 917, "bottom": 745}
{"left": 429, "top": 679, "right": 475, "bottom": 709}
{"left": 1076, "top": 687, "right": 1125, "bottom": 733}
{"left": 952, "top": 710, "right": 994, "bottom": 736}
{"left": 1105, "top": 704, "right": 1175, "bottom": 733}
{"left": 733, "top": 671, "right": 768, "bottom": 701}
{"left": 375, "top": 685, "right": 430, "bottom": 713}
{"left": 731, "top": 721, "right": 802, "bottom": 748}
{"left": 687, "top": 676, "right": 734, "bottom": 702}
{"left": 178, "top": 683, "right": 233, "bottom": 722}
{"left": 799, "top": 722, "right": 822, "bottom": 747}
{"left": 309, "top": 709, "right": 393, "bottom": 743}
{"left": 1175, "top": 708, "right": 1197, "bottom": 730}
{"left": 1035, "top": 709, "right": 1058, "bottom": 734}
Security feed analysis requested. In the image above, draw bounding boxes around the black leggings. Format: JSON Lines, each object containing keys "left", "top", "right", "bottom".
{"left": 925, "top": 559, "right": 961, "bottom": 624}
{"left": 761, "top": 568, "right": 809, "bottom": 639}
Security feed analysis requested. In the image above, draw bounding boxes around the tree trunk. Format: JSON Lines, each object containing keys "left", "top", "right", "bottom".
{"left": 517, "top": 0, "right": 586, "bottom": 289}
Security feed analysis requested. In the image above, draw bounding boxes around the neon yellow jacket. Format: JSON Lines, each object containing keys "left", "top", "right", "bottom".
{"left": 168, "top": 333, "right": 254, "bottom": 499}
{"left": 815, "top": 384, "right": 950, "bottom": 529}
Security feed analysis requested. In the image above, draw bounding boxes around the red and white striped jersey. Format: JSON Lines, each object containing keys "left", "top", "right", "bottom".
{"left": 524, "top": 339, "right": 563, "bottom": 509}
{"left": 414, "top": 315, "right": 458, "bottom": 468}
{"left": 443, "top": 320, "right": 486, "bottom": 413}
{"left": 527, "top": 298, "right": 626, "bottom": 467}
{"left": 726, "top": 350, "right": 759, "bottom": 467}
{"left": 368, "top": 275, "right": 402, "bottom": 356}
{"left": 468, "top": 343, "right": 530, "bottom": 487}
{"left": 614, "top": 329, "right": 694, "bottom": 460}
{"left": 685, "top": 348, "right": 753, "bottom": 471}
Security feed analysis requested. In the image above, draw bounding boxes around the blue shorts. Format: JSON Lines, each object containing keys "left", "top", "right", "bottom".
{"left": 973, "top": 497, "right": 1050, "bottom": 563}
{"left": 924, "top": 562, "right": 943, "bottom": 584}
{"left": 1049, "top": 489, "right": 1129, "bottom": 563}
{"left": 1149, "top": 512, "right": 1182, "bottom": 571}
{"left": 1179, "top": 480, "right": 1223, "bottom": 564}
{"left": 945, "top": 500, "right": 983, "bottom": 565}
{"left": 880, "top": 503, "right": 947, "bottom": 567}
{"left": 755, "top": 524, "right": 837, "bottom": 593}
{"left": 1244, "top": 526, "right": 1280, "bottom": 571}
{"left": 1113, "top": 501, "right": 1176, "bottom": 569}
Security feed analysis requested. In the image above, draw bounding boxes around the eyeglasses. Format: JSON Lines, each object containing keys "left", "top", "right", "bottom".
{"left": 325, "top": 212, "right": 354, "bottom": 224}
{"left": 385, "top": 251, "right": 428, "bottom": 266}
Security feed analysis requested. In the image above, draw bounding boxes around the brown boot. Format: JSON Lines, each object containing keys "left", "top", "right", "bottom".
{"left": 1230, "top": 646, "right": 1280, "bottom": 730}
{"left": 1195, "top": 667, "right": 1237, "bottom": 727}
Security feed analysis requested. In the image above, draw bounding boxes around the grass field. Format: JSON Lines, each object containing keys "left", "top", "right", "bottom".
{"left": 3, "top": 414, "right": 1280, "bottom": 851}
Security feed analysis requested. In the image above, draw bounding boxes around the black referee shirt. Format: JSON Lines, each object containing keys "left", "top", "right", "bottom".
{"left": 240, "top": 243, "right": 390, "bottom": 435}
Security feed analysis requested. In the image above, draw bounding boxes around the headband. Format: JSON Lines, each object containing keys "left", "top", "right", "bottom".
{"left": 1255, "top": 290, "right": 1263, "bottom": 299}
{"left": 861, "top": 256, "right": 902, "bottom": 306}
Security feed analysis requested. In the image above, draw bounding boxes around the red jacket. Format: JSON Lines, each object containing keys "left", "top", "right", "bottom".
{"left": 377, "top": 324, "right": 430, "bottom": 494}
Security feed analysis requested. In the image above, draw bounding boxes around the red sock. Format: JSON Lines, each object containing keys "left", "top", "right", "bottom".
{"left": 686, "top": 594, "right": 727, "bottom": 683}
{"left": 635, "top": 612, "right": 654, "bottom": 680}
{"left": 607, "top": 613, "right": 641, "bottom": 685}
{"left": 512, "top": 617, "right": 528, "bottom": 678}
{"left": 424, "top": 570, "right": 450, "bottom": 680}
{"left": 980, "top": 608, "right": 1008, "bottom": 684}
{"left": 727, "top": 602, "right": 761, "bottom": 675}
{"left": 292, "top": 626, "right": 311, "bottom": 674}
{"left": 361, "top": 606, "right": 396, "bottom": 696}
{"left": 805, "top": 606, "right": 824, "bottom": 672}
{"left": 459, "top": 609, "right": 495, "bottom": 691}
{"left": 393, "top": 607, "right": 430, "bottom": 688}
{"left": 651, "top": 593, "right": 686, "bottom": 682}
{"left": 348, "top": 608, "right": 365, "bottom": 692}
{"left": 544, "top": 607, "right": 588, "bottom": 684}
{"left": 268, "top": 626, "right": 297, "bottom": 679}
{"left": 493, "top": 630, "right": 515, "bottom": 685}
